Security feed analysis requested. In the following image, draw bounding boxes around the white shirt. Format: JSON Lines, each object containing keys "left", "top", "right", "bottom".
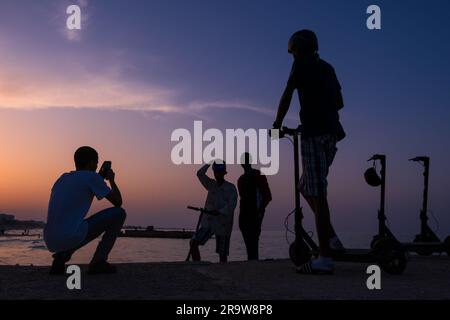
{"left": 197, "top": 165, "right": 238, "bottom": 236}
{"left": 44, "top": 170, "right": 111, "bottom": 253}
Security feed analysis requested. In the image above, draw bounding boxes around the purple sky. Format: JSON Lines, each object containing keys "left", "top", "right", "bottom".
{"left": 1, "top": 0, "right": 450, "bottom": 239}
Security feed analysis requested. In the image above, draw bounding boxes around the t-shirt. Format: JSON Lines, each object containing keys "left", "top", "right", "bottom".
{"left": 44, "top": 170, "right": 111, "bottom": 253}
{"left": 287, "top": 55, "right": 346, "bottom": 140}
{"left": 196, "top": 165, "right": 238, "bottom": 236}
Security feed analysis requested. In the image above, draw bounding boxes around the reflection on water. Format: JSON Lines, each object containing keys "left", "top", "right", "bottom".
{"left": 0, "top": 229, "right": 391, "bottom": 266}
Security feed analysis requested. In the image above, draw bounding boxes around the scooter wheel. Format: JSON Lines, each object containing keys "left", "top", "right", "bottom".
{"left": 444, "top": 236, "right": 450, "bottom": 256}
{"left": 370, "top": 235, "right": 384, "bottom": 250}
{"left": 289, "top": 240, "right": 311, "bottom": 266}
{"left": 373, "top": 238, "right": 407, "bottom": 275}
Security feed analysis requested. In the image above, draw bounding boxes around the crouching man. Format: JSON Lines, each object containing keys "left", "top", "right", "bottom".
{"left": 44, "top": 146, "right": 126, "bottom": 275}
{"left": 190, "top": 161, "right": 238, "bottom": 263}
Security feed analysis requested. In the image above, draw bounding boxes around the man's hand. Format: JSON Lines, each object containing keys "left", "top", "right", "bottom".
{"left": 105, "top": 169, "right": 122, "bottom": 207}
{"left": 105, "top": 169, "right": 115, "bottom": 182}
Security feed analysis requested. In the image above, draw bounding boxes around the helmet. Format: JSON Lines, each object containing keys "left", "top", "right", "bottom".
{"left": 288, "top": 29, "right": 319, "bottom": 54}
{"left": 212, "top": 161, "right": 227, "bottom": 174}
{"left": 364, "top": 167, "right": 382, "bottom": 187}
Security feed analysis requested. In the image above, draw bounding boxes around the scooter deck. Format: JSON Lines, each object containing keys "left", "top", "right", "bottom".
{"left": 403, "top": 242, "right": 445, "bottom": 251}
{"left": 331, "top": 249, "right": 378, "bottom": 263}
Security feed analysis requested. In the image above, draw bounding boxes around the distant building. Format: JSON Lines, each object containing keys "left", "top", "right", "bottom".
{"left": 0, "top": 214, "right": 15, "bottom": 223}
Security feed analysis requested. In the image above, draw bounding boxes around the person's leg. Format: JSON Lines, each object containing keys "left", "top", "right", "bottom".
{"left": 190, "top": 228, "right": 213, "bottom": 262}
{"left": 82, "top": 207, "right": 127, "bottom": 265}
{"left": 189, "top": 239, "right": 201, "bottom": 261}
{"left": 252, "top": 212, "right": 264, "bottom": 260}
{"left": 216, "top": 235, "right": 230, "bottom": 263}
{"left": 249, "top": 235, "right": 259, "bottom": 260}
{"left": 240, "top": 226, "right": 252, "bottom": 260}
{"left": 50, "top": 207, "right": 126, "bottom": 274}
{"left": 303, "top": 197, "right": 337, "bottom": 239}
{"left": 244, "top": 226, "right": 259, "bottom": 260}
{"left": 296, "top": 136, "right": 337, "bottom": 274}
{"left": 304, "top": 196, "right": 332, "bottom": 257}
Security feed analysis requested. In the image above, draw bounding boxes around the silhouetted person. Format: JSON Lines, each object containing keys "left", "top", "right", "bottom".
{"left": 273, "top": 30, "right": 345, "bottom": 274}
{"left": 44, "top": 146, "right": 126, "bottom": 275}
{"left": 238, "top": 153, "right": 272, "bottom": 260}
{"left": 190, "top": 161, "right": 238, "bottom": 263}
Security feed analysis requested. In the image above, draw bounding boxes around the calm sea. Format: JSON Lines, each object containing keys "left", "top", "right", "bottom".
{"left": 0, "top": 229, "right": 381, "bottom": 266}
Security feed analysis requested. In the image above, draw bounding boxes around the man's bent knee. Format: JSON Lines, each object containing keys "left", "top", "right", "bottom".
{"left": 109, "top": 207, "right": 127, "bottom": 222}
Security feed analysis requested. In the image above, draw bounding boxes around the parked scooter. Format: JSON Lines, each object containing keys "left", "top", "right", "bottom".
{"left": 364, "top": 154, "right": 402, "bottom": 248}
{"left": 278, "top": 126, "right": 407, "bottom": 274}
{"left": 402, "top": 157, "right": 450, "bottom": 256}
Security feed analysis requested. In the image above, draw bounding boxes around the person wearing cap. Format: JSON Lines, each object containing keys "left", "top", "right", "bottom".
{"left": 189, "top": 161, "right": 238, "bottom": 263}
{"left": 273, "top": 30, "right": 345, "bottom": 274}
{"left": 238, "top": 152, "right": 272, "bottom": 260}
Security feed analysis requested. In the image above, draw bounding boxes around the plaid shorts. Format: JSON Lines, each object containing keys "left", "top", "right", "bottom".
{"left": 299, "top": 134, "right": 337, "bottom": 198}
{"left": 192, "top": 227, "right": 231, "bottom": 257}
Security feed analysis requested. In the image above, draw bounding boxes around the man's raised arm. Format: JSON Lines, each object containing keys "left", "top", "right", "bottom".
{"left": 274, "top": 85, "right": 295, "bottom": 127}
{"left": 197, "top": 164, "right": 214, "bottom": 190}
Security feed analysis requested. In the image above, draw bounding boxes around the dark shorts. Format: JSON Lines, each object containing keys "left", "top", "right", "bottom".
{"left": 299, "top": 134, "right": 337, "bottom": 198}
{"left": 192, "top": 227, "right": 231, "bottom": 257}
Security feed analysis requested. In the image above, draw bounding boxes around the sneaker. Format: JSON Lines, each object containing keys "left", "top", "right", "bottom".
{"left": 88, "top": 261, "right": 117, "bottom": 275}
{"left": 49, "top": 252, "right": 72, "bottom": 275}
{"left": 296, "top": 256, "right": 334, "bottom": 275}
{"left": 49, "top": 259, "right": 66, "bottom": 275}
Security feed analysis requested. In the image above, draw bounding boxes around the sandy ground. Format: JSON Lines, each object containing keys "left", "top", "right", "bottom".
{"left": 1, "top": 256, "right": 449, "bottom": 300}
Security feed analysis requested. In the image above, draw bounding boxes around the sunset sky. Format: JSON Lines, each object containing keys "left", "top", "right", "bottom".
{"left": 1, "top": 0, "right": 450, "bottom": 239}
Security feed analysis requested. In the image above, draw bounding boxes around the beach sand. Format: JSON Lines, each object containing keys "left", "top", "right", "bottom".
{"left": 1, "top": 256, "right": 449, "bottom": 300}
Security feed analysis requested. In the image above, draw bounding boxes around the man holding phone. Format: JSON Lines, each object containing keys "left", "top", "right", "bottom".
{"left": 44, "top": 146, "right": 126, "bottom": 275}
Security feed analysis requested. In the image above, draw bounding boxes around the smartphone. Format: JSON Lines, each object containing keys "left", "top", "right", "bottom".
{"left": 99, "top": 161, "right": 112, "bottom": 179}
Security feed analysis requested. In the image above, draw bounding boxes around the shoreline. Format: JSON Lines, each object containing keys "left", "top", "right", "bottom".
{"left": 1, "top": 256, "right": 449, "bottom": 300}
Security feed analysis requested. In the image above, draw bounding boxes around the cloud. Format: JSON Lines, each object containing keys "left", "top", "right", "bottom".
{"left": 0, "top": 67, "right": 172, "bottom": 111}
{"left": 0, "top": 28, "right": 281, "bottom": 120}
{"left": 0, "top": 70, "right": 276, "bottom": 118}
{"left": 187, "top": 100, "right": 275, "bottom": 117}
{"left": 0, "top": 60, "right": 278, "bottom": 119}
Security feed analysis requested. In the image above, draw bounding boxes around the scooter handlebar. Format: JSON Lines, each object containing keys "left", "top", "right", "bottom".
{"left": 187, "top": 206, "right": 214, "bottom": 215}
{"left": 409, "top": 156, "right": 429, "bottom": 162}
{"left": 269, "top": 125, "right": 302, "bottom": 138}
{"left": 368, "top": 154, "right": 386, "bottom": 161}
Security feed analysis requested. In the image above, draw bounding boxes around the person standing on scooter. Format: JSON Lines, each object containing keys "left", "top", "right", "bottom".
{"left": 273, "top": 30, "right": 345, "bottom": 274}
{"left": 190, "top": 161, "right": 238, "bottom": 263}
{"left": 238, "top": 152, "right": 272, "bottom": 260}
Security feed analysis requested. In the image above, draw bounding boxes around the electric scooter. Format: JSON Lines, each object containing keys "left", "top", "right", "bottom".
{"left": 278, "top": 126, "right": 407, "bottom": 274}
{"left": 366, "top": 154, "right": 402, "bottom": 248}
{"left": 185, "top": 206, "right": 218, "bottom": 261}
{"left": 401, "top": 156, "right": 450, "bottom": 256}
{"left": 185, "top": 206, "right": 206, "bottom": 261}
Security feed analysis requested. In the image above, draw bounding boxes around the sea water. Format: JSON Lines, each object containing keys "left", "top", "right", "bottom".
{"left": 0, "top": 229, "right": 378, "bottom": 266}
